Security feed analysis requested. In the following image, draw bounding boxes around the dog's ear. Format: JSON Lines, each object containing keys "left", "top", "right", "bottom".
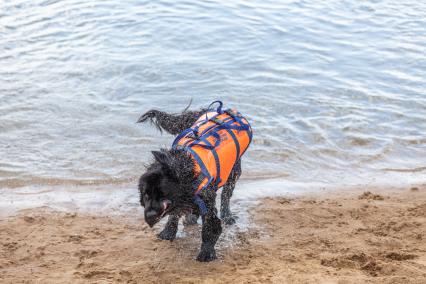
{"left": 152, "top": 151, "right": 169, "bottom": 165}
{"left": 151, "top": 151, "right": 176, "bottom": 179}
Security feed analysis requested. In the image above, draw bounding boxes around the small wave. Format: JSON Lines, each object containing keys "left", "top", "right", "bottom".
{"left": 347, "top": 136, "right": 372, "bottom": 146}
{"left": 381, "top": 167, "right": 426, "bottom": 173}
{"left": 0, "top": 176, "right": 138, "bottom": 189}
{"left": 0, "top": 0, "right": 425, "bottom": 190}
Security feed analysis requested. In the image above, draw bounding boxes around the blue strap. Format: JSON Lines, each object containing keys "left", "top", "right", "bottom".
{"left": 196, "top": 116, "right": 234, "bottom": 138}
{"left": 177, "top": 106, "right": 235, "bottom": 145}
{"left": 194, "top": 195, "right": 208, "bottom": 215}
{"left": 196, "top": 135, "right": 221, "bottom": 187}
{"left": 210, "top": 132, "right": 221, "bottom": 148}
{"left": 185, "top": 147, "right": 211, "bottom": 181}
{"left": 221, "top": 122, "right": 249, "bottom": 131}
{"left": 247, "top": 122, "right": 253, "bottom": 143}
{"left": 184, "top": 146, "right": 216, "bottom": 194}
{"left": 207, "top": 100, "right": 223, "bottom": 114}
{"left": 222, "top": 111, "right": 252, "bottom": 141}
{"left": 225, "top": 110, "right": 250, "bottom": 128}
{"left": 187, "top": 131, "right": 221, "bottom": 150}
{"left": 172, "top": 128, "right": 193, "bottom": 148}
{"left": 193, "top": 111, "right": 220, "bottom": 138}
{"left": 197, "top": 101, "right": 224, "bottom": 127}
{"left": 223, "top": 128, "right": 240, "bottom": 160}
{"left": 237, "top": 115, "right": 253, "bottom": 143}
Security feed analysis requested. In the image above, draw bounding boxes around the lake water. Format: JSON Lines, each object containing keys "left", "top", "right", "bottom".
{"left": 0, "top": 0, "right": 425, "bottom": 213}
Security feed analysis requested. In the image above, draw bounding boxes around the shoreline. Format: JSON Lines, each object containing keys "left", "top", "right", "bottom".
{"left": 2, "top": 176, "right": 425, "bottom": 218}
{"left": 1, "top": 185, "right": 425, "bottom": 283}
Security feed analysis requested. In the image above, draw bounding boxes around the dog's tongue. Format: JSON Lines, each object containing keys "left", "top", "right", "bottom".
{"left": 162, "top": 200, "right": 171, "bottom": 211}
{"left": 158, "top": 200, "right": 171, "bottom": 219}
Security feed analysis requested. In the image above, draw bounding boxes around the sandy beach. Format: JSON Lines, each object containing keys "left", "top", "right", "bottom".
{"left": 1, "top": 185, "right": 425, "bottom": 284}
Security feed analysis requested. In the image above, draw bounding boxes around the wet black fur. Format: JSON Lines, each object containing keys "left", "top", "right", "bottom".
{"left": 137, "top": 107, "right": 242, "bottom": 262}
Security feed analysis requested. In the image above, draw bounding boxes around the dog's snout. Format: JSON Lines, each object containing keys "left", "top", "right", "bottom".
{"left": 145, "top": 209, "right": 158, "bottom": 227}
{"left": 145, "top": 209, "right": 157, "bottom": 218}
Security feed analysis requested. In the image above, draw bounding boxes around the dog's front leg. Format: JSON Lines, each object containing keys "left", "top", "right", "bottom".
{"left": 197, "top": 213, "right": 222, "bottom": 262}
{"left": 197, "top": 196, "right": 222, "bottom": 262}
{"left": 158, "top": 214, "right": 179, "bottom": 241}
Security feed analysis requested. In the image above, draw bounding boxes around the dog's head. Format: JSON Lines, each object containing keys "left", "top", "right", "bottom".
{"left": 138, "top": 151, "right": 180, "bottom": 227}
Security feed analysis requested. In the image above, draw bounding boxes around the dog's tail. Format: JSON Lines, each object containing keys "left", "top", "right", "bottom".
{"left": 181, "top": 98, "right": 193, "bottom": 113}
{"left": 136, "top": 99, "right": 195, "bottom": 134}
{"left": 136, "top": 109, "right": 163, "bottom": 133}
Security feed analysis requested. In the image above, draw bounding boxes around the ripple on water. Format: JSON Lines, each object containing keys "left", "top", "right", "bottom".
{"left": 0, "top": 0, "right": 425, "bottom": 189}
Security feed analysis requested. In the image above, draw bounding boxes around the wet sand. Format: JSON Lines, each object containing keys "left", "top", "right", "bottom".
{"left": 1, "top": 186, "right": 425, "bottom": 283}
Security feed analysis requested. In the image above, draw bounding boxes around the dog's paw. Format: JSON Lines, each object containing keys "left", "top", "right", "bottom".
{"left": 157, "top": 229, "right": 176, "bottom": 241}
{"left": 196, "top": 249, "right": 217, "bottom": 262}
{"left": 222, "top": 216, "right": 237, "bottom": 225}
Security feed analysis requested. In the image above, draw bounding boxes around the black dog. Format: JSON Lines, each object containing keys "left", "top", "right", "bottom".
{"left": 137, "top": 106, "right": 247, "bottom": 262}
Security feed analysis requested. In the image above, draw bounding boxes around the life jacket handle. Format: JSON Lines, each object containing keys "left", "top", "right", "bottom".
{"left": 192, "top": 100, "right": 223, "bottom": 138}
{"left": 207, "top": 100, "right": 223, "bottom": 114}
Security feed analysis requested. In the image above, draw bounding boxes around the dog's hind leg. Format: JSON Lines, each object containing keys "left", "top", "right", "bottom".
{"left": 137, "top": 109, "right": 204, "bottom": 135}
{"left": 220, "top": 159, "right": 241, "bottom": 225}
{"left": 197, "top": 189, "right": 222, "bottom": 262}
{"left": 157, "top": 214, "right": 179, "bottom": 241}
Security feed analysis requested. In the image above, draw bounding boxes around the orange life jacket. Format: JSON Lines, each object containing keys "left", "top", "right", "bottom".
{"left": 172, "top": 101, "right": 253, "bottom": 208}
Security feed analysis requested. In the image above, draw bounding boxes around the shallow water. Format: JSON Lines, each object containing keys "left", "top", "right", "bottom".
{"left": 1, "top": 0, "right": 425, "bottom": 197}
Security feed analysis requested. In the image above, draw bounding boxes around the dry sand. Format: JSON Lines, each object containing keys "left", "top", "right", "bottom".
{"left": 1, "top": 186, "right": 425, "bottom": 283}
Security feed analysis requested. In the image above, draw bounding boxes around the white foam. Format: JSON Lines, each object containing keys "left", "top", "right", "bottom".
{"left": 1, "top": 171, "right": 424, "bottom": 218}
